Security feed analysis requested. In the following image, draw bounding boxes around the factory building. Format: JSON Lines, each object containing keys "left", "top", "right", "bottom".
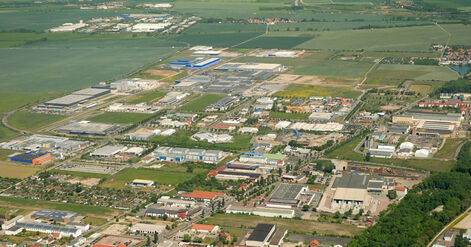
{"left": 157, "top": 196, "right": 196, "bottom": 208}
{"left": 266, "top": 183, "right": 309, "bottom": 208}
{"left": 215, "top": 63, "right": 283, "bottom": 72}
{"left": 225, "top": 206, "right": 294, "bottom": 219}
{"left": 152, "top": 146, "right": 224, "bottom": 164}
{"left": 0, "top": 134, "right": 88, "bottom": 154}
{"left": 245, "top": 224, "right": 286, "bottom": 247}
{"left": 181, "top": 190, "right": 225, "bottom": 202}
{"left": 14, "top": 222, "right": 83, "bottom": 238}
{"left": 9, "top": 152, "right": 53, "bottom": 165}
{"left": 90, "top": 145, "right": 127, "bottom": 158}
{"left": 192, "top": 132, "right": 233, "bottom": 143}
{"left": 57, "top": 121, "right": 122, "bottom": 136}
{"left": 119, "top": 13, "right": 171, "bottom": 19}
{"left": 331, "top": 174, "right": 394, "bottom": 207}
{"left": 158, "top": 92, "right": 189, "bottom": 104}
{"left": 239, "top": 152, "right": 286, "bottom": 166}
{"left": 125, "top": 128, "right": 157, "bottom": 141}
{"left": 45, "top": 88, "right": 110, "bottom": 107}
{"left": 131, "top": 23, "right": 171, "bottom": 32}
{"left": 368, "top": 145, "right": 395, "bottom": 158}
{"left": 130, "top": 223, "right": 166, "bottom": 234}
{"left": 170, "top": 57, "right": 220, "bottom": 69}
{"left": 131, "top": 179, "right": 154, "bottom": 187}
{"left": 174, "top": 75, "right": 213, "bottom": 90}
{"left": 392, "top": 112, "right": 462, "bottom": 126}
{"left": 205, "top": 96, "right": 239, "bottom": 112}
{"left": 31, "top": 210, "right": 77, "bottom": 223}
{"left": 308, "top": 112, "right": 333, "bottom": 121}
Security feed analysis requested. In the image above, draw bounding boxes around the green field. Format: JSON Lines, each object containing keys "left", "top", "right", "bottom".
{"left": 202, "top": 213, "right": 363, "bottom": 236}
{"left": 100, "top": 167, "right": 206, "bottom": 189}
{"left": 88, "top": 112, "right": 153, "bottom": 124}
{"left": 151, "top": 130, "right": 252, "bottom": 152}
{"left": 295, "top": 25, "right": 448, "bottom": 52}
{"left": 0, "top": 39, "right": 182, "bottom": 93}
{"left": 269, "top": 111, "right": 310, "bottom": 120}
{"left": 7, "top": 111, "right": 66, "bottom": 130}
{"left": 172, "top": 32, "right": 264, "bottom": 47}
{"left": 124, "top": 91, "right": 167, "bottom": 104}
{"left": 274, "top": 84, "right": 361, "bottom": 98}
{"left": 179, "top": 94, "right": 225, "bottom": 112}
{"left": 0, "top": 196, "right": 118, "bottom": 216}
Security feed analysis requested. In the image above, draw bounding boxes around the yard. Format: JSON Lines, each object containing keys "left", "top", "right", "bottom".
{"left": 201, "top": 213, "right": 363, "bottom": 236}
{"left": 434, "top": 138, "right": 465, "bottom": 159}
{"left": 100, "top": 167, "right": 207, "bottom": 189}
{"left": 274, "top": 84, "right": 361, "bottom": 99}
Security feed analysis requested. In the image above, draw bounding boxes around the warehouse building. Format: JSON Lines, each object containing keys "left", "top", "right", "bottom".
{"left": 331, "top": 174, "right": 394, "bottom": 207}
{"left": 170, "top": 57, "right": 220, "bottom": 69}
{"left": 245, "top": 224, "right": 287, "bottom": 247}
{"left": 416, "top": 121, "right": 456, "bottom": 136}
{"left": 158, "top": 92, "right": 189, "bottom": 104}
{"left": 215, "top": 63, "right": 283, "bottom": 72}
{"left": 206, "top": 96, "right": 239, "bottom": 112}
{"left": 119, "top": 13, "right": 171, "bottom": 19}
{"left": 131, "top": 23, "right": 170, "bottom": 32}
{"left": 152, "top": 146, "right": 224, "bottom": 163}
{"left": 0, "top": 134, "right": 88, "bottom": 154}
{"left": 206, "top": 77, "right": 252, "bottom": 94}
{"left": 181, "top": 190, "right": 224, "bottom": 202}
{"left": 14, "top": 222, "right": 82, "bottom": 237}
{"left": 90, "top": 145, "right": 127, "bottom": 158}
{"left": 9, "top": 152, "right": 53, "bottom": 165}
{"left": 45, "top": 88, "right": 110, "bottom": 107}
{"left": 157, "top": 196, "right": 195, "bottom": 208}
{"left": 192, "top": 132, "right": 233, "bottom": 143}
{"left": 239, "top": 152, "right": 286, "bottom": 166}
{"left": 131, "top": 179, "right": 154, "bottom": 187}
{"left": 387, "top": 124, "right": 410, "bottom": 134}
{"left": 125, "top": 128, "right": 157, "bottom": 141}
{"left": 225, "top": 206, "right": 294, "bottom": 219}
{"left": 57, "top": 121, "right": 122, "bottom": 136}
{"left": 368, "top": 145, "right": 395, "bottom": 158}
{"left": 392, "top": 112, "right": 462, "bottom": 126}
{"left": 145, "top": 207, "right": 188, "bottom": 218}
{"left": 31, "top": 210, "right": 77, "bottom": 223}
{"left": 308, "top": 112, "right": 332, "bottom": 121}
{"left": 174, "top": 75, "right": 213, "bottom": 90}
{"left": 266, "top": 183, "right": 308, "bottom": 208}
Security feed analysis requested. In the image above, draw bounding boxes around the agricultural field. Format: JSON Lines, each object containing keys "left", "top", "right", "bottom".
{"left": 368, "top": 64, "right": 459, "bottom": 83}
{"left": 7, "top": 111, "right": 66, "bottom": 131}
{"left": 442, "top": 24, "right": 471, "bottom": 45}
{"left": 100, "top": 167, "right": 206, "bottom": 189}
{"left": 274, "top": 84, "right": 361, "bottom": 98}
{"left": 179, "top": 94, "right": 225, "bottom": 112}
{"left": 0, "top": 196, "right": 118, "bottom": 216}
{"left": 124, "top": 91, "right": 167, "bottom": 104}
{"left": 172, "top": 32, "right": 264, "bottom": 48}
{"left": 0, "top": 92, "right": 62, "bottom": 112}
{"left": 0, "top": 163, "right": 42, "bottom": 178}
{"left": 236, "top": 36, "right": 312, "bottom": 49}
{"left": 87, "top": 112, "right": 153, "bottom": 124}
{"left": 151, "top": 130, "right": 252, "bottom": 152}
{"left": 202, "top": 213, "right": 363, "bottom": 236}
{"left": 295, "top": 25, "right": 448, "bottom": 52}
{"left": 434, "top": 138, "right": 465, "bottom": 159}
{"left": 0, "top": 39, "right": 182, "bottom": 93}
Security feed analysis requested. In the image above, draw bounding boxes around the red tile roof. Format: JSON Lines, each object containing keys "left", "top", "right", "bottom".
{"left": 181, "top": 190, "right": 224, "bottom": 200}
{"left": 192, "top": 224, "right": 217, "bottom": 232}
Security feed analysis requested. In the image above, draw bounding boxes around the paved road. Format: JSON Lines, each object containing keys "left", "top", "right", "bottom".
{"left": 427, "top": 206, "right": 471, "bottom": 247}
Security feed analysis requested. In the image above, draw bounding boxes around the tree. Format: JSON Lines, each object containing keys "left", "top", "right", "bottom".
{"left": 153, "top": 232, "right": 159, "bottom": 244}
{"left": 365, "top": 152, "right": 371, "bottom": 161}
{"left": 387, "top": 190, "right": 397, "bottom": 200}
{"left": 146, "top": 236, "right": 151, "bottom": 247}
{"left": 186, "top": 166, "right": 194, "bottom": 173}
{"left": 302, "top": 205, "right": 310, "bottom": 211}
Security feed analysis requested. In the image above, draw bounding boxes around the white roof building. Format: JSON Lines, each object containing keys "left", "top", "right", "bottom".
{"left": 130, "top": 223, "right": 166, "bottom": 234}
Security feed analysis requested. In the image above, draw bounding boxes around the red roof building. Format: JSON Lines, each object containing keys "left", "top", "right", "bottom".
{"left": 181, "top": 190, "right": 225, "bottom": 201}
{"left": 191, "top": 224, "right": 219, "bottom": 233}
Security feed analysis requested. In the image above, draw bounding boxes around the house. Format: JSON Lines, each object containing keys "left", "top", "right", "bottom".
{"left": 191, "top": 224, "right": 219, "bottom": 234}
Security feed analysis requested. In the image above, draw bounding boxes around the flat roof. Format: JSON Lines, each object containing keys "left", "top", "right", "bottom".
{"left": 270, "top": 183, "right": 305, "bottom": 201}
{"left": 247, "top": 224, "right": 275, "bottom": 242}
{"left": 45, "top": 94, "right": 92, "bottom": 106}
{"left": 333, "top": 188, "right": 368, "bottom": 202}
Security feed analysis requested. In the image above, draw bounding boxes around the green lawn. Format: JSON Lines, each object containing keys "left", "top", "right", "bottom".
{"left": 269, "top": 112, "right": 309, "bottom": 120}
{"left": 151, "top": 130, "right": 252, "bottom": 152}
{"left": 274, "top": 84, "right": 361, "bottom": 98}
{"left": 124, "top": 91, "right": 167, "bottom": 104}
{"left": 87, "top": 112, "right": 153, "bottom": 124}
{"left": 7, "top": 111, "right": 66, "bottom": 131}
{"left": 0, "top": 196, "right": 118, "bottom": 216}
{"left": 179, "top": 94, "right": 226, "bottom": 112}
{"left": 100, "top": 167, "right": 206, "bottom": 189}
